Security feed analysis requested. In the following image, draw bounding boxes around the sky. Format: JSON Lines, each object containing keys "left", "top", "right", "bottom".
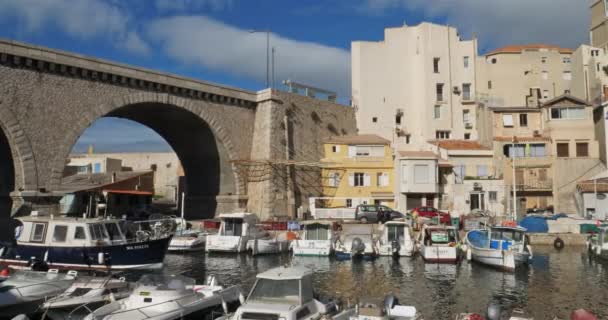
{"left": 0, "top": 0, "right": 591, "bottom": 153}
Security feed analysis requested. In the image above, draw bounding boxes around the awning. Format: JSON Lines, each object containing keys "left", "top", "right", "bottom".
{"left": 103, "top": 189, "right": 153, "bottom": 196}
{"left": 438, "top": 161, "right": 453, "bottom": 168}
{"left": 371, "top": 192, "right": 395, "bottom": 199}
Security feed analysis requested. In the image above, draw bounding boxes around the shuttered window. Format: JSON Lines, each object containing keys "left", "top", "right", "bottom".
{"left": 576, "top": 142, "right": 589, "bottom": 157}
{"left": 557, "top": 143, "right": 569, "bottom": 157}
{"left": 414, "top": 165, "right": 429, "bottom": 184}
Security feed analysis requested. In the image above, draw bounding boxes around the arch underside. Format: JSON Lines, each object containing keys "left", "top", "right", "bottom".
{"left": 0, "top": 126, "right": 15, "bottom": 240}
{"left": 105, "top": 103, "right": 237, "bottom": 218}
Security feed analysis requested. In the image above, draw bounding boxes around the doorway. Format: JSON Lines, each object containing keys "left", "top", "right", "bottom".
{"left": 470, "top": 193, "right": 485, "bottom": 211}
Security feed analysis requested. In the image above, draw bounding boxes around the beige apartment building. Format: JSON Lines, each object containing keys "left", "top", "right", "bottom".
{"left": 477, "top": 45, "right": 574, "bottom": 109}
{"left": 352, "top": 22, "right": 479, "bottom": 151}
{"left": 590, "top": 0, "right": 608, "bottom": 50}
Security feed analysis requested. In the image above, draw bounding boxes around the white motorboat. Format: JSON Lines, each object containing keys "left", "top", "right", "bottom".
{"left": 0, "top": 270, "right": 76, "bottom": 312}
{"left": 168, "top": 230, "right": 207, "bottom": 252}
{"left": 587, "top": 225, "right": 608, "bottom": 259}
{"left": 465, "top": 226, "right": 532, "bottom": 271}
{"left": 43, "top": 275, "right": 132, "bottom": 310}
{"left": 247, "top": 237, "right": 290, "bottom": 255}
{"left": 217, "top": 266, "right": 341, "bottom": 320}
{"left": 335, "top": 233, "right": 379, "bottom": 260}
{"left": 84, "top": 274, "right": 243, "bottom": 320}
{"left": 417, "top": 225, "right": 461, "bottom": 263}
{"left": 334, "top": 295, "right": 422, "bottom": 320}
{"left": 206, "top": 213, "right": 269, "bottom": 253}
{"left": 376, "top": 221, "right": 417, "bottom": 257}
{"left": 291, "top": 220, "right": 338, "bottom": 256}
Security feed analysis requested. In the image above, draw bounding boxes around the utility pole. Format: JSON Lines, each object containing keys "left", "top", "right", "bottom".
{"left": 511, "top": 136, "right": 518, "bottom": 221}
{"left": 271, "top": 47, "right": 276, "bottom": 89}
{"left": 249, "top": 30, "right": 270, "bottom": 88}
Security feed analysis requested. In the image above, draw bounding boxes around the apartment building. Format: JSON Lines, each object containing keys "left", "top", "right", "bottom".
{"left": 477, "top": 45, "right": 574, "bottom": 109}
{"left": 590, "top": 0, "right": 608, "bottom": 50}
{"left": 352, "top": 22, "right": 478, "bottom": 150}
{"left": 320, "top": 134, "right": 395, "bottom": 209}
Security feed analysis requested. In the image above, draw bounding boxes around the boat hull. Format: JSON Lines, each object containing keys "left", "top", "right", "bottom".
{"left": 0, "top": 237, "right": 171, "bottom": 271}
{"left": 247, "top": 239, "right": 289, "bottom": 255}
{"left": 292, "top": 240, "right": 333, "bottom": 256}
{"left": 378, "top": 241, "right": 416, "bottom": 257}
{"left": 206, "top": 235, "right": 249, "bottom": 253}
{"left": 420, "top": 246, "right": 459, "bottom": 263}
{"left": 168, "top": 236, "right": 206, "bottom": 252}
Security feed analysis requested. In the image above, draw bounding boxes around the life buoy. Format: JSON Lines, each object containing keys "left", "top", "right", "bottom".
{"left": 553, "top": 237, "right": 565, "bottom": 250}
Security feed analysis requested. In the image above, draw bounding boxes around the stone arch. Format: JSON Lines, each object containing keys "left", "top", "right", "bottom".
{"left": 0, "top": 104, "right": 38, "bottom": 192}
{"left": 49, "top": 92, "right": 246, "bottom": 217}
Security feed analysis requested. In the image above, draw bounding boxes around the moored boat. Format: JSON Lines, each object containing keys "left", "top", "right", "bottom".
{"left": 465, "top": 226, "right": 532, "bottom": 271}
{"left": 247, "top": 237, "right": 290, "bottom": 255}
{"left": 0, "top": 214, "right": 174, "bottom": 270}
{"left": 587, "top": 226, "right": 608, "bottom": 259}
{"left": 335, "top": 233, "right": 379, "bottom": 260}
{"left": 43, "top": 275, "right": 132, "bottom": 310}
{"left": 335, "top": 295, "right": 422, "bottom": 320}
{"left": 168, "top": 230, "right": 207, "bottom": 252}
{"left": 206, "top": 213, "right": 269, "bottom": 253}
{"left": 376, "top": 220, "right": 416, "bottom": 257}
{"left": 291, "top": 220, "right": 338, "bottom": 256}
{"left": 417, "top": 225, "right": 461, "bottom": 263}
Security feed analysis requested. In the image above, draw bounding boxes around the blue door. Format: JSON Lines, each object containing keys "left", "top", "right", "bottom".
{"left": 94, "top": 163, "right": 101, "bottom": 173}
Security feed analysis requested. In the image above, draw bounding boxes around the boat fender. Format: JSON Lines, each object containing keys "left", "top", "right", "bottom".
{"left": 43, "top": 250, "right": 49, "bottom": 262}
{"left": 596, "top": 246, "right": 602, "bottom": 256}
{"left": 239, "top": 292, "right": 246, "bottom": 304}
{"left": 221, "top": 297, "right": 229, "bottom": 314}
{"left": 526, "top": 245, "right": 533, "bottom": 260}
{"left": 553, "top": 237, "right": 565, "bottom": 250}
{"left": 0, "top": 247, "right": 4, "bottom": 257}
{"left": 486, "top": 303, "right": 501, "bottom": 320}
{"left": 98, "top": 252, "right": 105, "bottom": 265}
{"left": 466, "top": 248, "right": 472, "bottom": 261}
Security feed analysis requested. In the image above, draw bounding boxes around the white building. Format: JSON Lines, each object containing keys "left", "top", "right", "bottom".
{"left": 396, "top": 151, "right": 439, "bottom": 211}
{"left": 352, "top": 22, "right": 479, "bottom": 150}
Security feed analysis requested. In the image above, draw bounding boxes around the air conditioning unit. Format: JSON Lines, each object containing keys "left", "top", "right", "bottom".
{"left": 396, "top": 108, "right": 404, "bottom": 116}
{"left": 533, "top": 130, "right": 541, "bottom": 137}
{"left": 464, "top": 122, "right": 473, "bottom": 129}
{"left": 453, "top": 86, "right": 461, "bottom": 94}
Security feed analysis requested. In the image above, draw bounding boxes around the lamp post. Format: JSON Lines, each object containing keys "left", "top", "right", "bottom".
{"left": 511, "top": 136, "right": 518, "bottom": 221}
{"left": 249, "top": 29, "right": 270, "bottom": 88}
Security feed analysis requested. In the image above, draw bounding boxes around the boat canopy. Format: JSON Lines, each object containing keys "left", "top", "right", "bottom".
{"left": 136, "top": 274, "right": 195, "bottom": 292}
{"left": 256, "top": 266, "right": 312, "bottom": 280}
{"left": 249, "top": 267, "right": 313, "bottom": 305}
{"left": 304, "top": 223, "right": 331, "bottom": 240}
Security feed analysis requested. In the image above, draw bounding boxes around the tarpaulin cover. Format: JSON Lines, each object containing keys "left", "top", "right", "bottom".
{"left": 519, "top": 216, "right": 548, "bottom": 233}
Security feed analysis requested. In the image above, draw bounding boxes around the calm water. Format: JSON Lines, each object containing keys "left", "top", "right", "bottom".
{"left": 160, "top": 246, "right": 608, "bottom": 320}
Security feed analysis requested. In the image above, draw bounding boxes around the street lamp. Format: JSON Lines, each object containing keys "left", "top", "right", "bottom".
{"left": 511, "top": 136, "right": 518, "bottom": 221}
{"left": 249, "top": 29, "right": 270, "bottom": 88}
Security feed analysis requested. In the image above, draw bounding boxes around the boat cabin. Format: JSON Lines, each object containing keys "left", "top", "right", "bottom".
{"left": 218, "top": 213, "right": 259, "bottom": 237}
{"left": 246, "top": 266, "right": 314, "bottom": 306}
{"left": 422, "top": 226, "right": 459, "bottom": 246}
{"left": 490, "top": 226, "right": 526, "bottom": 250}
{"left": 16, "top": 216, "right": 128, "bottom": 247}
{"left": 301, "top": 221, "right": 337, "bottom": 241}
{"left": 383, "top": 221, "right": 413, "bottom": 242}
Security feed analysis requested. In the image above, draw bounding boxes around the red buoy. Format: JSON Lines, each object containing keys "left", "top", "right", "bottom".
{"left": 0, "top": 267, "right": 10, "bottom": 277}
{"left": 571, "top": 309, "right": 597, "bottom": 320}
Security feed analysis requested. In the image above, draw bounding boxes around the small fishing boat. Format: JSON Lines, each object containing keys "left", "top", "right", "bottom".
{"left": 334, "top": 295, "right": 422, "bottom": 320}
{"left": 417, "top": 225, "right": 461, "bottom": 263}
{"left": 291, "top": 220, "right": 338, "bottom": 256}
{"left": 217, "top": 266, "right": 342, "bottom": 320}
{"left": 465, "top": 226, "right": 532, "bottom": 271}
{"left": 0, "top": 214, "right": 174, "bottom": 270}
{"left": 206, "top": 213, "right": 269, "bottom": 253}
{"left": 455, "top": 304, "right": 533, "bottom": 320}
{"left": 335, "top": 233, "right": 379, "bottom": 260}
{"left": 587, "top": 226, "right": 608, "bottom": 259}
{"left": 168, "top": 230, "right": 207, "bottom": 252}
{"left": 247, "top": 237, "right": 290, "bottom": 255}
{"left": 376, "top": 221, "right": 417, "bottom": 257}
{"left": 42, "top": 275, "right": 132, "bottom": 310}
{"left": 84, "top": 274, "right": 243, "bottom": 320}
{"left": 0, "top": 270, "right": 76, "bottom": 313}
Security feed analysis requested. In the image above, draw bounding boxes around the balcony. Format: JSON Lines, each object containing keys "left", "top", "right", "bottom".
{"left": 515, "top": 178, "right": 553, "bottom": 191}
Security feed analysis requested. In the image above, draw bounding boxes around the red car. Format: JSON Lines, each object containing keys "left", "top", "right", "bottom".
{"left": 412, "top": 206, "right": 451, "bottom": 225}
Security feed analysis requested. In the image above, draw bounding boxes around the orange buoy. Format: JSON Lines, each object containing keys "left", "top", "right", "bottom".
{"left": 0, "top": 267, "right": 10, "bottom": 277}
{"left": 286, "top": 231, "right": 298, "bottom": 241}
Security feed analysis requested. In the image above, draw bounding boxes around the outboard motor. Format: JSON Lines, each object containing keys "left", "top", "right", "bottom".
{"left": 391, "top": 240, "right": 401, "bottom": 257}
{"left": 351, "top": 237, "right": 365, "bottom": 255}
{"left": 486, "top": 303, "right": 502, "bottom": 320}
{"left": 384, "top": 294, "right": 398, "bottom": 314}
{"left": 28, "top": 257, "right": 49, "bottom": 272}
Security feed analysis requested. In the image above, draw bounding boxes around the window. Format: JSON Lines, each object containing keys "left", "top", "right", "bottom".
{"left": 52, "top": 225, "right": 68, "bottom": 242}
{"left": 436, "top": 84, "right": 444, "bottom": 102}
{"left": 372, "top": 117, "right": 377, "bottom": 123}
{"left": 395, "top": 115, "right": 402, "bottom": 125}
{"left": 436, "top": 130, "right": 450, "bottom": 139}
{"left": 557, "top": 143, "right": 569, "bottom": 157}
{"left": 565, "top": 89, "right": 571, "bottom": 95}
{"left": 541, "top": 57, "right": 547, "bottom": 63}
{"left": 488, "top": 80, "right": 492, "bottom": 89}
{"left": 519, "top": 114, "right": 528, "bottom": 127}
{"left": 74, "top": 226, "right": 86, "bottom": 240}
{"left": 550, "top": 107, "right": 585, "bottom": 120}
{"left": 89, "top": 224, "right": 109, "bottom": 241}
{"left": 454, "top": 165, "right": 465, "bottom": 184}
{"left": 356, "top": 146, "right": 370, "bottom": 156}
{"left": 563, "top": 71, "right": 572, "bottom": 80}
{"left": 331, "top": 145, "right": 340, "bottom": 153}
{"left": 542, "top": 70, "right": 548, "bottom": 80}
{"left": 477, "top": 165, "right": 488, "bottom": 177}
{"left": 376, "top": 172, "right": 389, "bottom": 187}
{"left": 464, "top": 133, "right": 471, "bottom": 140}
{"left": 489, "top": 191, "right": 497, "bottom": 202}
{"left": 491, "top": 58, "right": 497, "bottom": 64}
{"left": 346, "top": 199, "right": 352, "bottom": 208}
{"left": 530, "top": 144, "right": 546, "bottom": 157}
{"left": 463, "top": 56, "right": 469, "bottom": 68}
{"left": 401, "top": 165, "right": 407, "bottom": 182}
{"left": 354, "top": 172, "right": 365, "bottom": 187}
{"left": 377, "top": 172, "right": 383, "bottom": 187}
{"left": 76, "top": 165, "right": 89, "bottom": 174}
{"left": 462, "top": 83, "right": 471, "bottom": 100}
{"left": 328, "top": 172, "right": 339, "bottom": 187}
{"left": 405, "top": 135, "right": 411, "bottom": 144}
{"left": 30, "top": 223, "right": 46, "bottom": 242}
{"left": 563, "top": 57, "right": 571, "bottom": 63}
{"left": 543, "top": 90, "right": 549, "bottom": 99}
{"left": 434, "top": 105, "right": 441, "bottom": 119}
{"left": 576, "top": 142, "right": 589, "bottom": 157}
{"left": 433, "top": 57, "right": 440, "bottom": 73}
{"left": 502, "top": 114, "right": 514, "bottom": 127}
{"left": 605, "top": 0, "right": 608, "bottom": 17}
{"left": 592, "top": 49, "right": 600, "bottom": 57}
{"left": 505, "top": 144, "right": 525, "bottom": 158}
{"left": 414, "top": 165, "right": 429, "bottom": 183}
{"left": 463, "top": 110, "right": 470, "bottom": 124}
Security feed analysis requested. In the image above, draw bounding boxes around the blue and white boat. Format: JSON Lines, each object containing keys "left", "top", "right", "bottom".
{"left": 465, "top": 226, "right": 532, "bottom": 271}
{"left": 0, "top": 214, "right": 173, "bottom": 270}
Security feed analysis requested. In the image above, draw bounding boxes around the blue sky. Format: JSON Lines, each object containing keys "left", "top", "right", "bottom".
{"left": 0, "top": 0, "right": 590, "bottom": 153}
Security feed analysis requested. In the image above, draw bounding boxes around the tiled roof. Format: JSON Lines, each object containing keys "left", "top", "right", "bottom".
{"left": 494, "top": 136, "right": 551, "bottom": 142}
{"left": 577, "top": 178, "right": 608, "bottom": 193}
{"left": 324, "top": 134, "right": 390, "bottom": 145}
{"left": 398, "top": 151, "right": 437, "bottom": 158}
{"left": 429, "top": 140, "right": 491, "bottom": 150}
{"left": 541, "top": 94, "right": 590, "bottom": 107}
{"left": 486, "top": 44, "right": 573, "bottom": 56}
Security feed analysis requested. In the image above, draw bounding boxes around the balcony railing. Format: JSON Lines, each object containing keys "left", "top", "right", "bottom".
{"left": 516, "top": 179, "right": 553, "bottom": 191}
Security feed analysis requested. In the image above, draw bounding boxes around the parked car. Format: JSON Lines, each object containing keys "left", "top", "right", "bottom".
{"left": 355, "top": 204, "right": 403, "bottom": 223}
{"left": 412, "top": 206, "right": 451, "bottom": 225}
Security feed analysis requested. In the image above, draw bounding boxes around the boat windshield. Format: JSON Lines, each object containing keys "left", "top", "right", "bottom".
{"left": 136, "top": 274, "right": 195, "bottom": 291}
{"left": 491, "top": 229, "right": 523, "bottom": 242}
{"left": 9, "top": 270, "right": 70, "bottom": 282}
{"left": 428, "top": 229, "right": 457, "bottom": 244}
{"left": 89, "top": 224, "right": 109, "bottom": 241}
{"left": 305, "top": 224, "right": 329, "bottom": 240}
{"left": 248, "top": 278, "right": 300, "bottom": 304}
{"left": 105, "top": 222, "right": 124, "bottom": 242}
{"left": 387, "top": 225, "right": 405, "bottom": 241}
{"left": 222, "top": 218, "right": 244, "bottom": 236}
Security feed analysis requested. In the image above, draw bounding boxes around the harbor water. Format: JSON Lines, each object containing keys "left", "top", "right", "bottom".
{"left": 161, "top": 246, "right": 608, "bottom": 320}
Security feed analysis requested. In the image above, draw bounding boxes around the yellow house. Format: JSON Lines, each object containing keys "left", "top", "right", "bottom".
{"left": 320, "top": 134, "right": 395, "bottom": 209}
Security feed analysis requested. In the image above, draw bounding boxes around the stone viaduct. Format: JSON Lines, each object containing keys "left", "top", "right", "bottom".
{"left": 0, "top": 39, "right": 357, "bottom": 221}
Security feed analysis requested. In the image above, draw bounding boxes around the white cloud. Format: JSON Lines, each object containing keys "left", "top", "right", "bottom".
{"left": 147, "top": 16, "right": 351, "bottom": 96}
{"left": 0, "top": 0, "right": 149, "bottom": 54}
{"left": 361, "top": 0, "right": 588, "bottom": 52}
{"left": 155, "top": 0, "right": 234, "bottom": 13}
